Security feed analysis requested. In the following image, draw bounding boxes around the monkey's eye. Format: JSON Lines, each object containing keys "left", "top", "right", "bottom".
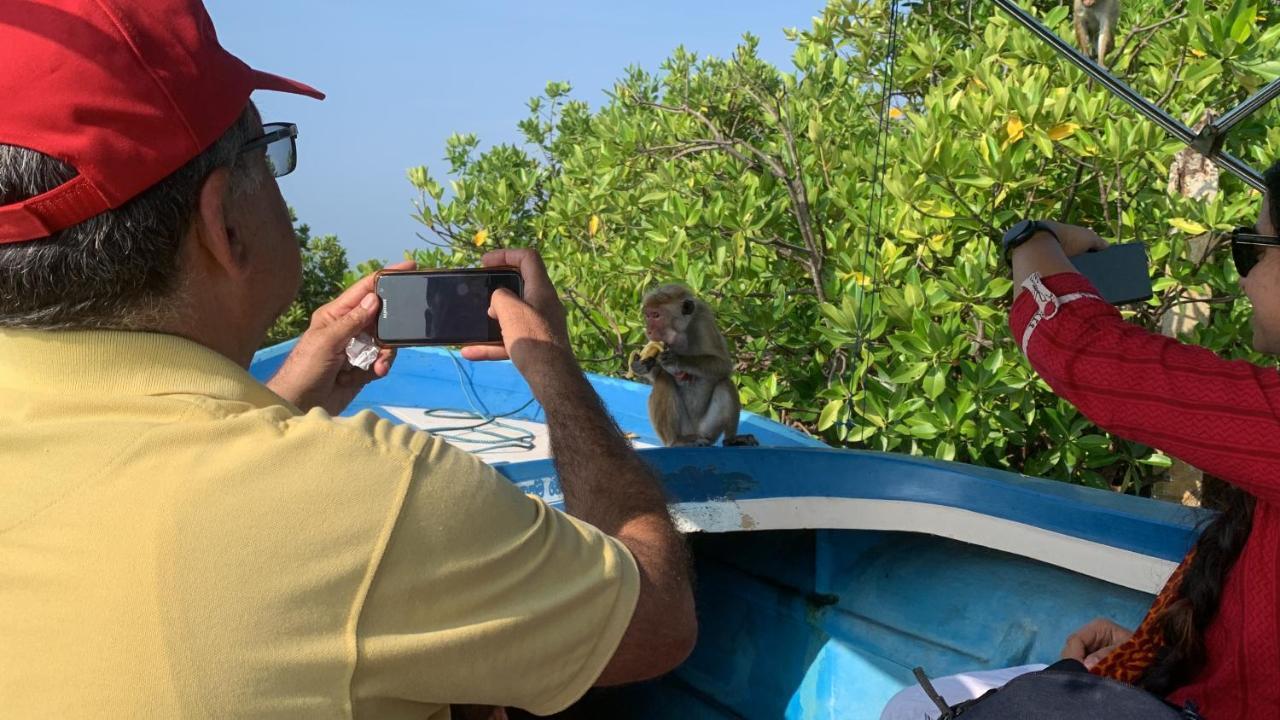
{"left": 681, "top": 299, "right": 695, "bottom": 315}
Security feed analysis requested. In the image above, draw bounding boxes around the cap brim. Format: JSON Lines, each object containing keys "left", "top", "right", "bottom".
{"left": 250, "top": 69, "right": 325, "bottom": 100}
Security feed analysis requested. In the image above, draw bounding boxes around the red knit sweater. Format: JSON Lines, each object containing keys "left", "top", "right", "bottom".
{"left": 1010, "top": 271, "right": 1280, "bottom": 720}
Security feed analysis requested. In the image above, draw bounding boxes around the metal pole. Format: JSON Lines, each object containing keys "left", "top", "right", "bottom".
{"left": 991, "top": 0, "right": 1267, "bottom": 192}
{"left": 1211, "top": 78, "right": 1280, "bottom": 136}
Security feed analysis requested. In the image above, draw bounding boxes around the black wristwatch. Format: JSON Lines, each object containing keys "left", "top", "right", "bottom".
{"left": 1001, "top": 220, "right": 1059, "bottom": 265}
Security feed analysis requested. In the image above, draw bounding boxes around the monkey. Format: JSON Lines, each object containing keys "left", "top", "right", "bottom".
{"left": 1074, "top": 0, "right": 1119, "bottom": 70}
{"left": 630, "top": 284, "right": 758, "bottom": 447}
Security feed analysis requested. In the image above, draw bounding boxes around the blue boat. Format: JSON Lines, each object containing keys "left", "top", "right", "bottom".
{"left": 251, "top": 342, "right": 1205, "bottom": 719}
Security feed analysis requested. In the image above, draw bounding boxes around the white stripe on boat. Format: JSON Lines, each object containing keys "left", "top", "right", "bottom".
{"left": 671, "top": 497, "right": 1177, "bottom": 594}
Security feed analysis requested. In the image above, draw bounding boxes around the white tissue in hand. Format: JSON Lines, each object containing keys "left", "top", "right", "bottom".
{"left": 345, "top": 333, "right": 380, "bottom": 371}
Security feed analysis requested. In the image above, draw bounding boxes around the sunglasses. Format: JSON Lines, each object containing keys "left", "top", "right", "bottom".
{"left": 1229, "top": 226, "right": 1280, "bottom": 278}
{"left": 238, "top": 122, "right": 298, "bottom": 178}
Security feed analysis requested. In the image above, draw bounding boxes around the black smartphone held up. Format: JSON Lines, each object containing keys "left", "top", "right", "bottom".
{"left": 374, "top": 267, "right": 523, "bottom": 346}
{"left": 1069, "top": 243, "right": 1153, "bottom": 305}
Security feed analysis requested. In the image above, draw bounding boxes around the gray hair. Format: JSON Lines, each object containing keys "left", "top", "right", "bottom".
{"left": 0, "top": 103, "right": 264, "bottom": 330}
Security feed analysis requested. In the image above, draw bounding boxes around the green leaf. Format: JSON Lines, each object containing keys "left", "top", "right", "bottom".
{"left": 1229, "top": 0, "right": 1256, "bottom": 43}
{"left": 1243, "top": 60, "right": 1280, "bottom": 82}
{"left": 953, "top": 176, "right": 996, "bottom": 189}
{"left": 923, "top": 367, "right": 947, "bottom": 400}
{"left": 818, "top": 398, "right": 844, "bottom": 432}
{"left": 905, "top": 419, "right": 940, "bottom": 439}
{"left": 1139, "top": 452, "right": 1174, "bottom": 468}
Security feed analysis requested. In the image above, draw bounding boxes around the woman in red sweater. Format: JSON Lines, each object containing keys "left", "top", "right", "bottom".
{"left": 1004, "top": 161, "right": 1280, "bottom": 718}
{"left": 883, "top": 161, "right": 1280, "bottom": 720}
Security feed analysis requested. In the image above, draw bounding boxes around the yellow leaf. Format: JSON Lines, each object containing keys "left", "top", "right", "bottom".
{"left": 473, "top": 229, "right": 489, "bottom": 247}
{"left": 1006, "top": 115, "right": 1025, "bottom": 143}
{"left": 588, "top": 215, "right": 601, "bottom": 237}
{"left": 917, "top": 200, "right": 956, "bottom": 219}
{"left": 840, "top": 270, "right": 873, "bottom": 288}
{"left": 1169, "top": 218, "right": 1209, "bottom": 235}
{"left": 1047, "top": 122, "right": 1080, "bottom": 141}
{"left": 1190, "top": 48, "right": 1206, "bottom": 58}
{"left": 928, "top": 234, "right": 947, "bottom": 252}
{"left": 888, "top": 107, "right": 905, "bottom": 120}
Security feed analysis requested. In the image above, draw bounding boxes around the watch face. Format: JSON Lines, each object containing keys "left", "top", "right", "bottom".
{"left": 1003, "top": 219, "right": 1034, "bottom": 245}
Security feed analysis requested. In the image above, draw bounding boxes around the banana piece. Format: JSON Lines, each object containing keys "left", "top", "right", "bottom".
{"left": 640, "top": 341, "right": 665, "bottom": 361}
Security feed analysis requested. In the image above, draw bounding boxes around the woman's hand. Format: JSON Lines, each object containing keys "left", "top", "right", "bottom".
{"left": 1060, "top": 617, "right": 1133, "bottom": 669}
{"left": 1009, "top": 221, "right": 1108, "bottom": 298}
{"left": 1041, "top": 221, "right": 1108, "bottom": 258}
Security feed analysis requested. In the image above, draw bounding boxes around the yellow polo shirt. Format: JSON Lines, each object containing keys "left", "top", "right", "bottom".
{"left": 0, "top": 329, "right": 639, "bottom": 719}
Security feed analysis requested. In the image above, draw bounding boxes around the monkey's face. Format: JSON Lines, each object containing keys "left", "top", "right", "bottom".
{"left": 644, "top": 297, "right": 696, "bottom": 350}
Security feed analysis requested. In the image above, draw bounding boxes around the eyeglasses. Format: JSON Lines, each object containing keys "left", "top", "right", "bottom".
{"left": 1229, "top": 225, "right": 1280, "bottom": 278}
{"left": 239, "top": 122, "right": 298, "bottom": 178}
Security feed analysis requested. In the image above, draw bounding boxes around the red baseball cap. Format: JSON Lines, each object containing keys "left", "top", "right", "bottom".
{"left": 0, "top": 0, "right": 324, "bottom": 245}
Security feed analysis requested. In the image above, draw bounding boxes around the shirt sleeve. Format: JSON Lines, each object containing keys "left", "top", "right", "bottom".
{"left": 349, "top": 436, "right": 640, "bottom": 715}
{"left": 1011, "top": 271, "right": 1280, "bottom": 504}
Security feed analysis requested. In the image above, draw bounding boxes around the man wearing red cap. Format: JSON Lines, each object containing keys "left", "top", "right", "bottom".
{"left": 0, "top": 2, "right": 694, "bottom": 718}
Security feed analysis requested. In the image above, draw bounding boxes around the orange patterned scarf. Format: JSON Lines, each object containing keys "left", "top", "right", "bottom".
{"left": 1089, "top": 551, "right": 1192, "bottom": 684}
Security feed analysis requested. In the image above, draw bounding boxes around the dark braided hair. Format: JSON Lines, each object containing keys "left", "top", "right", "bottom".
{"left": 1137, "top": 159, "right": 1280, "bottom": 696}
{"left": 1138, "top": 477, "right": 1255, "bottom": 695}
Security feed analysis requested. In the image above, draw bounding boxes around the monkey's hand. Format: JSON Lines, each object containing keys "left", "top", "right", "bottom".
{"left": 657, "top": 348, "right": 682, "bottom": 375}
{"left": 630, "top": 355, "right": 656, "bottom": 377}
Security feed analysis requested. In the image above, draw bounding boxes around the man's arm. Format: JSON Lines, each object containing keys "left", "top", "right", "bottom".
{"left": 532, "top": 347, "right": 696, "bottom": 685}
{"left": 461, "top": 249, "right": 696, "bottom": 685}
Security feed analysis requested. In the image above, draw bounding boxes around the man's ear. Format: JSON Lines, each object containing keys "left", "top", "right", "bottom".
{"left": 192, "top": 167, "right": 247, "bottom": 275}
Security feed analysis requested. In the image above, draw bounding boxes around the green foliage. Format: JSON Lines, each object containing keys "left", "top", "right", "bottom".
{"left": 408, "top": 0, "right": 1280, "bottom": 492}
{"left": 263, "top": 214, "right": 351, "bottom": 347}
{"left": 343, "top": 258, "right": 386, "bottom": 289}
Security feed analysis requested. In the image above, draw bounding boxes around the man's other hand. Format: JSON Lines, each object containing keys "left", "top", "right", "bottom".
{"left": 267, "top": 260, "right": 414, "bottom": 415}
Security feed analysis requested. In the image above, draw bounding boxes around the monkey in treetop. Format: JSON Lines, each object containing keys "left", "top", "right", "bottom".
{"left": 1074, "top": 0, "right": 1120, "bottom": 70}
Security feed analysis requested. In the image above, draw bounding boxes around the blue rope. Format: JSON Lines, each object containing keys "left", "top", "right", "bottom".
{"left": 418, "top": 350, "right": 539, "bottom": 454}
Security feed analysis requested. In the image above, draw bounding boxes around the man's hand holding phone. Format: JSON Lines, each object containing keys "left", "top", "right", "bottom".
{"left": 266, "top": 247, "right": 577, "bottom": 416}
{"left": 460, "top": 249, "right": 576, "bottom": 384}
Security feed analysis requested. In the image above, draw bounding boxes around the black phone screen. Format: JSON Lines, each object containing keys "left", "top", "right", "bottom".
{"left": 375, "top": 269, "right": 522, "bottom": 345}
{"left": 1069, "top": 242, "right": 1153, "bottom": 305}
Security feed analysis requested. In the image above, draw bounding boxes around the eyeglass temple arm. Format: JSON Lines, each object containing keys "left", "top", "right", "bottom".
{"left": 992, "top": 0, "right": 1273, "bottom": 193}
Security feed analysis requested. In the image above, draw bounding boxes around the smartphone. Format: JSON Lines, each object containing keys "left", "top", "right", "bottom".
{"left": 1069, "top": 243, "right": 1153, "bottom": 305}
{"left": 374, "top": 267, "right": 523, "bottom": 346}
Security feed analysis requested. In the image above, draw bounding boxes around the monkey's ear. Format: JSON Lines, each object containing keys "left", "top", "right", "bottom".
{"left": 681, "top": 299, "right": 695, "bottom": 315}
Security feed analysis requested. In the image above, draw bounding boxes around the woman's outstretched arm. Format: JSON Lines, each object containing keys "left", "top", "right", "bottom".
{"left": 1008, "top": 227, "right": 1280, "bottom": 504}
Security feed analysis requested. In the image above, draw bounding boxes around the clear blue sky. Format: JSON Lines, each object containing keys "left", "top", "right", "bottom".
{"left": 208, "top": 1, "right": 824, "bottom": 264}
